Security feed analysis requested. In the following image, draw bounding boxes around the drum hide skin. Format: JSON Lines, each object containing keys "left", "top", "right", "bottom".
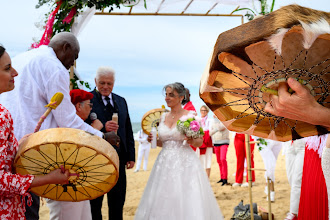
{"left": 14, "top": 128, "right": 119, "bottom": 202}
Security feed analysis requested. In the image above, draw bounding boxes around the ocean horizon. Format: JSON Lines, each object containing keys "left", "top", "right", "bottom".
{"left": 132, "top": 122, "right": 141, "bottom": 135}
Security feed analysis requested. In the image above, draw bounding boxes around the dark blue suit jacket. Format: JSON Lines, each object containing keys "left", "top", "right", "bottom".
{"left": 90, "top": 89, "right": 135, "bottom": 163}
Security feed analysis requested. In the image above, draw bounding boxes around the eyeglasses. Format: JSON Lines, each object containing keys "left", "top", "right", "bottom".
{"left": 200, "top": 110, "right": 208, "bottom": 112}
{"left": 81, "top": 102, "right": 93, "bottom": 108}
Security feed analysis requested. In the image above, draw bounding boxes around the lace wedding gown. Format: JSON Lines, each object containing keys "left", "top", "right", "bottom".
{"left": 134, "top": 113, "right": 223, "bottom": 220}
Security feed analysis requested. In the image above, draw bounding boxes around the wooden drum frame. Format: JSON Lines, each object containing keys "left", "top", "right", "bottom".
{"left": 14, "top": 128, "right": 119, "bottom": 202}
{"left": 200, "top": 5, "right": 330, "bottom": 141}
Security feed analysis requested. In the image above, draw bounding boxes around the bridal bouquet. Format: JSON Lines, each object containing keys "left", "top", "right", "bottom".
{"left": 177, "top": 116, "right": 204, "bottom": 144}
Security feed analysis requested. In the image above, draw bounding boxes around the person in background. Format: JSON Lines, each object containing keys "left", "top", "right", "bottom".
{"left": 282, "top": 139, "right": 305, "bottom": 220}
{"left": 254, "top": 137, "right": 282, "bottom": 202}
{"left": 46, "top": 89, "right": 104, "bottom": 220}
{"left": 89, "top": 66, "right": 135, "bottom": 220}
{"left": 0, "top": 33, "right": 118, "bottom": 220}
{"left": 182, "top": 88, "right": 196, "bottom": 113}
{"left": 233, "top": 133, "right": 255, "bottom": 187}
{"left": 70, "top": 89, "right": 103, "bottom": 131}
{"left": 134, "top": 129, "right": 151, "bottom": 172}
{"left": 209, "top": 115, "right": 230, "bottom": 186}
{"left": 0, "top": 44, "right": 70, "bottom": 220}
{"left": 181, "top": 87, "right": 197, "bottom": 152}
{"left": 199, "top": 105, "right": 213, "bottom": 178}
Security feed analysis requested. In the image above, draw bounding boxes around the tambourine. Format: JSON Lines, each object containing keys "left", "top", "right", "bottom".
{"left": 14, "top": 128, "right": 119, "bottom": 202}
{"left": 200, "top": 5, "right": 330, "bottom": 141}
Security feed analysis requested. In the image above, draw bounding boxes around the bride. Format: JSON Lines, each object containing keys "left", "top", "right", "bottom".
{"left": 134, "top": 82, "right": 223, "bottom": 220}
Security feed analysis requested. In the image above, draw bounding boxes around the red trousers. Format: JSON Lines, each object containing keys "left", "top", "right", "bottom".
{"left": 234, "top": 134, "right": 255, "bottom": 183}
{"left": 214, "top": 145, "right": 229, "bottom": 179}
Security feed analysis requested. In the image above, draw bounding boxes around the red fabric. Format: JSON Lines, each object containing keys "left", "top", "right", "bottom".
{"left": 197, "top": 130, "right": 212, "bottom": 155}
{"left": 70, "top": 89, "right": 93, "bottom": 105}
{"left": 62, "top": 6, "right": 77, "bottom": 24}
{"left": 31, "top": 1, "right": 63, "bottom": 48}
{"left": 234, "top": 134, "right": 255, "bottom": 183}
{"left": 183, "top": 101, "right": 197, "bottom": 151}
{"left": 183, "top": 101, "right": 196, "bottom": 112}
{"left": 0, "top": 105, "right": 34, "bottom": 220}
{"left": 214, "top": 145, "right": 229, "bottom": 179}
{"left": 298, "top": 147, "right": 328, "bottom": 220}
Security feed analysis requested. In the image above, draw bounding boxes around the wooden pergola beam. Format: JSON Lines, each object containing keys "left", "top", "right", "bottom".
{"left": 181, "top": 0, "right": 194, "bottom": 14}
{"left": 95, "top": 12, "right": 243, "bottom": 18}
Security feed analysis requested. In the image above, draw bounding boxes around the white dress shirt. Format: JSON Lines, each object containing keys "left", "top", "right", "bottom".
{"left": 102, "top": 94, "right": 114, "bottom": 107}
{"left": 0, "top": 46, "right": 103, "bottom": 140}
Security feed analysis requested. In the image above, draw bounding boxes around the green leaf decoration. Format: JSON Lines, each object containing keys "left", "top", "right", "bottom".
{"left": 231, "top": 0, "right": 276, "bottom": 21}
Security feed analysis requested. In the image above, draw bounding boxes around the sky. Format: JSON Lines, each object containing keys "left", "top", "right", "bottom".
{"left": 1, "top": 0, "right": 329, "bottom": 123}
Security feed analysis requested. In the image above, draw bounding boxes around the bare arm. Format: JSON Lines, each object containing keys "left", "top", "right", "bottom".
{"left": 91, "top": 119, "right": 104, "bottom": 130}
{"left": 186, "top": 137, "right": 203, "bottom": 148}
{"left": 147, "top": 133, "right": 163, "bottom": 147}
{"left": 30, "top": 169, "right": 69, "bottom": 188}
{"left": 265, "top": 78, "right": 330, "bottom": 127}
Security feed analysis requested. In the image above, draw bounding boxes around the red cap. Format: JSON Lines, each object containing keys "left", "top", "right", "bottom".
{"left": 70, "top": 89, "right": 94, "bottom": 105}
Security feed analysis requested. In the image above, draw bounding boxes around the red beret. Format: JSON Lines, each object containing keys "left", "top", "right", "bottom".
{"left": 70, "top": 89, "right": 94, "bottom": 105}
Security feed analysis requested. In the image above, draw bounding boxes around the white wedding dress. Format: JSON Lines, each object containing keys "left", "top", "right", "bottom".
{"left": 134, "top": 113, "right": 223, "bottom": 220}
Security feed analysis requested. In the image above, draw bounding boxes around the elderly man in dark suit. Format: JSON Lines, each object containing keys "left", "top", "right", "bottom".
{"left": 89, "top": 66, "right": 135, "bottom": 220}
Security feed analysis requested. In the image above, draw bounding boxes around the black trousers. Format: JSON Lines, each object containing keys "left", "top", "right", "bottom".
{"left": 25, "top": 192, "right": 40, "bottom": 220}
{"left": 90, "top": 160, "right": 127, "bottom": 220}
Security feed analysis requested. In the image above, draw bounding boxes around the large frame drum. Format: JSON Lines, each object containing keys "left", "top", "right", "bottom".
{"left": 200, "top": 5, "right": 330, "bottom": 141}
{"left": 14, "top": 128, "right": 119, "bottom": 202}
{"left": 141, "top": 108, "right": 169, "bottom": 135}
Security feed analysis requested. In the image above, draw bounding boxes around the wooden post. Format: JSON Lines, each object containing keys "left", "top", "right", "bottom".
{"left": 69, "top": 61, "right": 76, "bottom": 90}
{"left": 245, "top": 134, "right": 254, "bottom": 220}
{"left": 267, "top": 178, "right": 272, "bottom": 220}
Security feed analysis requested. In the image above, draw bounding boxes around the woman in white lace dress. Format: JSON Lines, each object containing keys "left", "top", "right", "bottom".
{"left": 134, "top": 83, "right": 223, "bottom": 220}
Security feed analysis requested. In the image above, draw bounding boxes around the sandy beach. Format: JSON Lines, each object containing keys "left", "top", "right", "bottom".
{"left": 40, "top": 138, "right": 290, "bottom": 219}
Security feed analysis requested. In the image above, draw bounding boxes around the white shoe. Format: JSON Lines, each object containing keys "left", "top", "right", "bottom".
{"left": 241, "top": 182, "right": 255, "bottom": 187}
{"left": 266, "top": 191, "right": 275, "bottom": 202}
{"left": 232, "top": 182, "right": 241, "bottom": 187}
{"left": 284, "top": 212, "right": 297, "bottom": 220}
{"left": 134, "top": 169, "right": 139, "bottom": 173}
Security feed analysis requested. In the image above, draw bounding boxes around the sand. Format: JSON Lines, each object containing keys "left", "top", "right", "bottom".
{"left": 39, "top": 139, "right": 291, "bottom": 219}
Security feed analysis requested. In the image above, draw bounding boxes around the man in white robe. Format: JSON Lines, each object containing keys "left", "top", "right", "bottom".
{"left": 0, "top": 32, "right": 118, "bottom": 220}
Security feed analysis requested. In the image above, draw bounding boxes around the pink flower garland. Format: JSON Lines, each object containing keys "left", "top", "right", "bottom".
{"left": 31, "top": 1, "right": 63, "bottom": 49}
{"left": 63, "top": 7, "right": 77, "bottom": 24}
